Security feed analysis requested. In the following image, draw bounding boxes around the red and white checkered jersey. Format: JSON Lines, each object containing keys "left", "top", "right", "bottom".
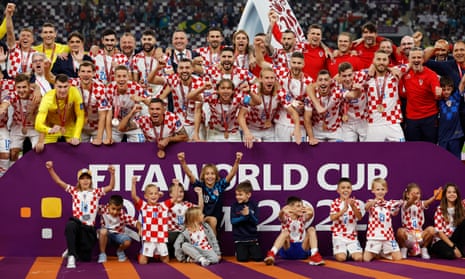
{"left": 168, "top": 201, "right": 195, "bottom": 232}
{"left": 433, "top": 200, "right": 465, "bottom": 242}
{"left": 195, "top": 46, "right": 221, "bottom": 68}
{"left": 204, "top": 90, "right": 248, "bottom": 132}
{"left": 7, "top": 44, "right": 35, "bottom": 78}
{"left": 306, "top": 84, "right": 344, "bottom": 131}
{"left": 400, "top": 200, "right": 427, "bottom": 231}
{"left": 160, "top": 74, "right": 204, "bottom": 125}
{"left": 339, "top": 81, "right": 368, "bottom": 123}
{"left": 330, "top": 198, "right": 361, "bottom": 240}
{"left": 245, "top": 85, "right": 289, "bottom": 130}
{"left": 133, "top": 52, "right": 158, "bottom": 87}
{"left": 270, "top": 41, "right": 306, "bottom": 69}
{"left": 98, "top": 204, "right": 139, "bottom": 234}
{"left": 136, "top": 199, "right": 172, "bottom": 243}
{"left": 93, "top": 53, "right": 121, "bottom": 84}
{"left": 135, "top": 111, "right": 184, "bottom": 142}
{"left": 0, "top": 79, "right": 16, "bottom": 128}
{"left": 6, "top": 89, "right": 38, "bottom": 127}
{"left": 69, "top": 78, "right": 110, "bottom": 130}
{"left": 189, "top": 225, "right": 213, "bottom": 250}
{"left": 281, "top": 214, "right": 306, "bottom": 243}
{"left": 204, "top": 65, "right": 256, "bottom": 90}
{"left": 233, "top": 53, "right": 250, "bottom": 70}
{"left": 366, "top": 199, "right": 402, "bottom": 240}
{"left": 354, "top": 66, "right": 407, "bottom": 125}
{"left": 107, "top": 81, "right": 147, "bottom": 119}
{"left": 66, "top": 185, "right": 106, "bottom": 226}
{"left": 274, "top": 68, "right": 313, "bottom": 126}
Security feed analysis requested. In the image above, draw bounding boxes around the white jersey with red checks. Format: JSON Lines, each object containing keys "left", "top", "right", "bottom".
{"left": 204, "top": 65, "right": 256, "bottom": 90}
{"left": 93, "top": 53, "right": 121, "bottom": 84}
{"left": 69, "top": 78, "right": 110, "bottom": 131}
{"left": 0, "top": 79, "right": 16, "bottom": 128}
{"left": 135, "top": 111, "right": 184, "bottom": 142}
{"left": 99, "top": 204, "right": 139, "bottom": 234}
{"left": 136, "top": 199, "right": 172, "bottom": 243}
{"left": 66, "top": 185, "right": 106, "bottom": 226}
{"left": 401, "top": 200, "right": 426, "bottom": 231}
{"left": 204, "top": 91, "right": 248, "bottom": 133}
{"left": 433, "top": 200, "right": 465, "bottom": 242}
{"left": 366, "top": 199, "right": 402, "bottom": 240}
{"left": 233, "top": 53, "right": 250, "bottom": 70}
{"left": 161, "top": 74, "right": 204, "bottom": 126}
{"left": 7, "top": 45, "right": 35, "bottom": 78}
{"left": 306, "top": 84, "right": 344, "bottom": 131}
{"left": 189, "top": 225, "right": 213, "bottom": 250}
{"left": 6, "top": 90, "right": 38, "bottom": 128}
{"left": 271, "top": 41, "right": 306, "bottom": 69}
{"left": 330, "top": 198, "right": 361, "bottom": 240}
{"left": 281, "top": 214, "right": 306, "bottom": 243}
{"left": 133, "top": 52, "right": 158, "bottom": 90}
{"left": 245, "top": 85, "right": 289, "bottom": 130}
{"left": 168, "top": 201, "right": 195, "bottom": 232}
{"left": 338, "top": 80, "right": 368, "bottom": 123}
{"left": 194, "top": 46, "right": 221, "bottom": 68}
{"left": 274, "top": 68, "right": 313, "bottom": 126}
{"left": 107, "top": 81, "right": 147, "bottom": 119}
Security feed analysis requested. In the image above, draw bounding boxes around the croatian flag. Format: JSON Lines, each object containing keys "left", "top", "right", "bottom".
{"left": 237, "top": 0, "right": 305, "bottom": 46}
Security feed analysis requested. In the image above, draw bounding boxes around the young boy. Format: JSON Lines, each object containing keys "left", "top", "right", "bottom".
{"left": 97, "top": 194, "right": 141, "bottom": 263}
{"left": 230, "top": 180, "right": 262, "bottom": 262}
{"left": 131, "top": 176, "right": 178, "bottom": 264}
{"left": 329, "top": 178, "right": 363, "bottom": 262}
{"left": 437, "top": 75, "right": 465, "bottom": 159}
{"left": 363, "top": 177, "right": 403, "bottom": 262}
{"left": 167, "top": 179, "right": 203, "bottom": 259}
{"left": 264, "top": 196, "right": 324, "bottom": 266}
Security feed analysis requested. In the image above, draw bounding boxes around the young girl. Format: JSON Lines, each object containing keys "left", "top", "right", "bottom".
{"left": 45, "top": 161, "right": 115, "bottom": 268}
{"left": 430, "top": 183, "right": 465, "bottom": 259}
{"left": 174, "top": 207, "right": 221, "bottom": 266}
{"left": 177, "top": 151, "right": 242, "bottom": 235}
{"left": 396, "top": 183, "right": 442, "bottom": 259}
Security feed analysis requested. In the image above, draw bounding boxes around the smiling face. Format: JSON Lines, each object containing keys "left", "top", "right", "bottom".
{"left": 337, "top": 34, "right": 351, "bottom": 53}
{"left": 41, "top": 26, "right": 56, "bottom": 47}
{"left": 337, "top": 181, "right": 353, "bottom": 200}
{"left": 373, "top": 52, "right": 389, "bottom": 73}
{"left": 202, "top": 166, "right": 217, "bottom": 187}
{"left": 120, "top": 35, "right": 136, "bottom": 57}
{"left": 290, "top": 56, "right": 304, "bottom": 76}
{"left": 362, "top": 28, "right": 377, "bottom": 47}
{"left": 339, "top": 68, "right": 354, "bottom": 89}
{"left": 444, "top": 185, "right": 458, "bottom": 206}
{"left": 102, "top": 34, "right": 117, "bottom": 54}
{"left": 177, "top": 61, "right": 193, "bottom": 82}
{"left": 316, "top": 72, "right": 331, "bottom": 95}
{"left": 409, "top": 49, "right": 424, "bottom": 72}
{"left": 379, "top": 41, "right": 393, "bottom": 55}
{"left": 406, "top": 186, "right": 421, "bottom": 203}
{"left": 220, "top": 50, "right": 234, "bottom": 72}
{"left": 307, "top": 27, "right": 322, "bottom": 47}
{"left": 172, "top": 31, "right": 188, "bottom": 52}
{"left": 19, "top": 30, "right": 34, "bottom": 49}
{"left": 260, "top": 69, "right": 276, "bottom": 94}
{"left": 78, "top": 65, "right": 94, "bottom": 86}
{"left": 141, "top": 34, "right": 156, "bottom": 53}
{"left": 15, "top": 80, "right": 30, "bottom": 99}
{"left": 78, "top": 174, "right": 92, "bottom": 191}
{"left": 207, "top": 30, "right": 223, "bottom": 50}
{"left": 371, "top": 181, "right": 387, "bottom": 200}
{"left": 282, "top": 31, "right": 296, "bottom": 51}
{"left": 235, "top": 190, "right": 251, "bottom": 204}
{"left": 453, "top": 41, "right": 465, "bottom": 64}
{"left": 233, "top": 31, "right": 249, "bottom": 53}
{"left": 108, "top": 203, "right": 122, "bottom": 217}
{"left": 217, "top": 80, "right": 234, "bottom": 103}
{"left": 148, "top": 101, "right": 165, "bottom": 126}
{"left": 114, "top": 68, "right": 129, "bottom": 91}
{"left": 144, "top": 185, "right": 161, "bottom": 205}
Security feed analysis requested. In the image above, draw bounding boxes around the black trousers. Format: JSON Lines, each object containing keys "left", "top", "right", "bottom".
{"left": 65, "top": 217, "right": 97, "bottom": 261}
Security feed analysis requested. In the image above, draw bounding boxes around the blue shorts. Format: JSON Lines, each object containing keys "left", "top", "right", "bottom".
{"left": 278, "top": 242, "right": 310, "bottom": 259}
{"left": 108, "top": 232, "right": 131, "bottom": 246}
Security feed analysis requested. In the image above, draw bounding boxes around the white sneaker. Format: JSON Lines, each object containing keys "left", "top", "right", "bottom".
{"left": 67, "top": 255, "right": 76, "bottom": 268}
{"left": 199, "top": 257, "right": 210, "bottom": 266}
{"left": 421, "top": 247, "right": 430, "bottom": 260}
{"left": 400, "top": 248, "right": 408, "bottom": 259}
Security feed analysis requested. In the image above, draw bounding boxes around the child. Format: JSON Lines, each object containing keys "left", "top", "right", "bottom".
{"left": 177, "top": 151, "right": 243, "bottom": 235}
{"left": 230, "top": 180, "right": 262, "bottom": 262}
{"left": 329, "top": 178, "right": 363, "bottom": 262}
{"left": 396, "top": 183, "right": 442, "bottom": 259}
{"left": 45, "top": 161, "right": 115, "bottom": 268}
{"left": 264, "top": 196, "right": 324, "bottom": 266}
{"left": 174, "top": 207, "right": 221, "bottom": 266}
{"left": 363, "top": 178, "right": 403, "bottom": 262}
{"left": 131, "top": 176, "right": 178, "bottom": 264}
{"left": 437, "top": 76, "right": 465, "bottom": 159}
{"left": 167, "top": 179, "right": 203, "bottom": 259}
{"left": 97, "top": 194, "right": 141, "bottom": 263}
{"left": 430, "top": 183, "right": 465, "bottom": 259}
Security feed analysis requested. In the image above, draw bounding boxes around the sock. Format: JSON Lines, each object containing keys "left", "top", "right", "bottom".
{"left": 0, "top": 159, "right": 10, "bottom": 176}
{"left": 311, "top": 248, "right": 318, "bottom": 255}
{"left": 271, "top": 247, "right": 278, "bottom": 254}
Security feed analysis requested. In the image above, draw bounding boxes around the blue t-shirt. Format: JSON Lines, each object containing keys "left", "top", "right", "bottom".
{"left": 193, "top": 177, "right": 229, "bottom": 219}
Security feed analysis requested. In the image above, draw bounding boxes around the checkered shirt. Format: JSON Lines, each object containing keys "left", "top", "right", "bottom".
{"left": 204, "top": 65, "right": 256, "bottom": 91}
{"left": 135, "top": 111, "right": 184, "bottom": 142}
{"left": 107, "top": 81, "right": 147, "bottom": 119}
{"left": 401, "top": 200, "right": 426, "bottom": 231}
{"left": 133, "top": 52, "right": 158, "bottom": 88}
{"left": 189, "top": 225, "right": 213, "bottom": 250}
{"left": 233, "top": 53, "right": 250, "bottom": 69}
{"left": 433, "top": 200, "right": 465, "bottom": 243}
{"left": 69, "top": 78, "right": 110, "bottom": 130}
{"left": 93, "top": 53, "right": 121, "bottom": 84}
{"left": 330, "top": 198, "right": 360, "bottom": 240}
{"left": 338, "top": 80, "right": 368, "bottom": 123}
{"left": 194, "top": 46, "right": 221, "bottom": 68}
{"left": 366, "top": 199, "right": 402, "bottom": 240}
{"left": 99, "top": 204, "right": 139, "bottom": 234}
{"left": 0, "top": 79, "right": 15, "bottom": 128}
{"left": 6, "top": 89, "right": 38, "bottom": 127}
{"left": 7, "top": 44, "right": 35, "bottom": 78}
{"left": 204, "top": 90, "right": 247, "bottom": 132}
{"left": 245, "top": 85, "right": 288, "bottom": 130}
{"left": 281, "top": 214, "right": 306, "bottom": 243}
{"left": 136, "top": 199, "right": 172, "bottom": 243}
{"left": 66, "top": 185, "right": 106, "bottom": 226}
{"left": 161, "top": 74, "right": 204, "bottom": 125}
{"left": 168, "top": 201, "right": 195, "bottom": 232}
{"left": 306, "top": 83, "right": 344, "bottom": 131}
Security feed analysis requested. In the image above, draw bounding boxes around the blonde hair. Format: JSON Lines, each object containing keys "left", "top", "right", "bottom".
{"left": 184, "top": 207, "right": 203, "bottom": 227}
{"left": 144, "top": 184, "right": 159, "bottom": 193}
{"left": 200, "top": 164, "right": 220, "bottom": 183}
{"left": 372, "top": 177, "right": 388, "bottom": 191}
{"left": 403, "top": 182, "right": 420, "bottom": 200}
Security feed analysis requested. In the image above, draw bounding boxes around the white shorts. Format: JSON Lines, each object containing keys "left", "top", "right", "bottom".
{"left": 0, "top": 127, "right": 10, "bottom": 153}
{"left": 332, "top": 236, "right": 363, "bottom": 255}
{"left": 142, "top": 241, "right": 168, "bottom": 257}
{"left": 313, "top": 126, "right": 343, "bottom": 142}
{"left": 365, "top": 239, "right": 400, "bottom": 255}
{"left": 249, "top": 126, "right": 275, "bottom": 142}
{"left": 365, "top": 123, "right": 405, "bottom": 142}
{"left": 185, "top": 123, "right": 206, "bottom": 141}
{"left": 10, "top": 125, "right": 39, "bottom": 149}
{"left": 112, "top": 127, "right": 145, "bottom": 142}
{"left": 274, "top": 123, "right": 306, "bottom": 142}
{"left": 206, "top": 128, "right": 241, "bottom": 142}
{"left": 341, "top": 120, "right": 368, "bottom": 142}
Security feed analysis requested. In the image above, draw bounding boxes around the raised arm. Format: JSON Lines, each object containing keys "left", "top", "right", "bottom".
{"left": 5, "top": 3, "right": 16, "bottom": 49}
{"left": 225, "top": 152, "right": 243, "bottom": 183}
{"left": 118, "top": 104, "right": 141, "bottom": 132}
{"left": 45, "top": 161, "right": 68, "bottom": 190}
{"left": 177, "top": 152, "right": 197, "bottom": 184}
{"left": 102, "top": 165, "right": 115, "bottom": 193}
{"left": 131, "top": 176, "right": 140, "bottom": 204}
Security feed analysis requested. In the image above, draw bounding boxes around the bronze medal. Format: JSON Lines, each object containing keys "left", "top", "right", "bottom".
{"left": 21, "top": 127, "right": 27, "bottom": 135}
{"left": 377, "top": 104, "right": 384, "bottom": 112}
{"left": 322, "top": 123, "right": 328, "bottom": 131}
{"left": 264, "top": 120, "right": 272, "bottom": 128}
{"left": 224, "top": 131, "right": 229, "bottom": 139}
{"left": 342, "top": 114, "right": 349, "bottom": 122}
{"left": 157, "top": 149, "right": 166, "bottom": 159}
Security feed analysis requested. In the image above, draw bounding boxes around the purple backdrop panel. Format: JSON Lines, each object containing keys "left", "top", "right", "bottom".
{"left": 0, "top": 142, "right": 463, "bottom": 257}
